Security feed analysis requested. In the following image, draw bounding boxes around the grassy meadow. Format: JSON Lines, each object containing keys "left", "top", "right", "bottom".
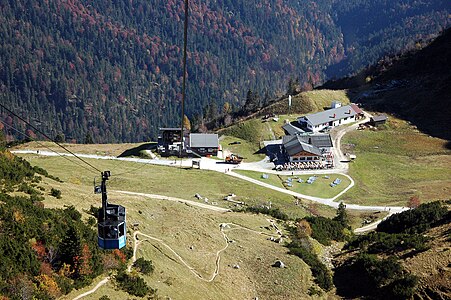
{"left": 16, "top": 153, "right": 330, "bottom": 300}
{"left": 18, "top": 153, "right": 314, "bottom": 220}
{"left": 235, "top": 170, "right": 351, "bottom": 199}
{"left": 57, "top": 191, "right": 315, "bottom": 300}
{"left": 259, "top": 89, "right": 351, "bottom": 116}
{"left": 341, "top": 117, "right": 451, "bottom": 206}
{"left": 220, "top": 135, "right": 266, "bottom": 162}
{"left": 12, "top": 141, "right": 144, "bottom": 157}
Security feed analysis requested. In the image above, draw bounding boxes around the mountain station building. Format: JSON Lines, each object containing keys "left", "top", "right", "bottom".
{"left": 280, "top": 133, "right": 334, "bottom": 169}
{"left": 298, "top": 103, "right": 363, "bottom": 132}
{"left": 188, "top": 133, "right": 219, "bottom": 156}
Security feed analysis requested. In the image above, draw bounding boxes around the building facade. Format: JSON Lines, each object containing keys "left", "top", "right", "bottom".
{"left": 282, "top": 134, "right": 333, "bottom": 163}
{"left": 188, "top": 133, "right": 219, "bottom": 156}
{"left": 298, "top": 104, "right": 361, "bottom": 132}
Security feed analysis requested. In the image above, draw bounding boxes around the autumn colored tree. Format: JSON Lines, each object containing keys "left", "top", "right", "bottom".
{"left": 40, "top": 262, "right": 53, "bottom": 276}
{"left": 76, "top": 244, "right": 93, "bottom": 276}
{"left": 31, "top": 241, "right": 46, "bottom": 261}
{"left": 222, "top": 102, "right": 231, "bottom": 114}
{"left": 36, "top": 274, "right": 62, "bottom": 299}
{"left": 297, "top": 219, "right": 312, "bottom": 239}
{"left": 407, "top": 196, "right": 421, "bottom": 208}
{"left": 112, "top": 249, "right": 127, "bottom": 264}
{"left": 183, "top": 115, "right": 191, "bottom": 132}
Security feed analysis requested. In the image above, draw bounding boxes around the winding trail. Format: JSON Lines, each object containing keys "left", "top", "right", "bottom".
{"left": 130, "top": 220, "right": 281, "bottom": 283}
{"left": 113, "top": 191, "right": 231, "bottom": 213}
{"left": 354, "top": 211, "right": 397, "bottom": 233}
{"left": 132, "top": 229, "right": 229, "bottom": 282}
{"left": 69, "top": 187, "right": 392, "bottom": 299}
{"left": 16, "top": 112, "right": 409, "bottom": 299}
{"left": 72, "top": 277, "right": 110, "bottom": 300}
{"left": 71, "top": 218, "right": 282, "bottom": 299}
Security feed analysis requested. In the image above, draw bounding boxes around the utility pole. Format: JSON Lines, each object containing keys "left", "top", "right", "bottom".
{"left": 180, "top": 0, "right": 189, "bottom": 159}
{"left": 288, "top": 95, "right": 292, "bottom": 116}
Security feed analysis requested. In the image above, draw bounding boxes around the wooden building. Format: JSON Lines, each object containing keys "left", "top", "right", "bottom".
{"left": 370, "top": 114, "right": 388, "bottom": 126}
{"left": 188, "top": 133, "right": 219, "bottom": 156}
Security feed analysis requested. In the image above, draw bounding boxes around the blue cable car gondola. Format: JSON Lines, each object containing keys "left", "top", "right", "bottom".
{"left": 97, "top": 171, "right": 126, "bottom": 249}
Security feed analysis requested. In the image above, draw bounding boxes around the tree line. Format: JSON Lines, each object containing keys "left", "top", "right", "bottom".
{"left": 0, "top": 0, "right": 448, "bottom": 143}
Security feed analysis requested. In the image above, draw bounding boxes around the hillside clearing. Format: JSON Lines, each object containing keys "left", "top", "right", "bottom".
{"left": 259, "top": 89, "right": 351, "bottom": 116}
{"left": 55, "top": 190, "right": 317, "bottom": 300}
{"left": 220, "top": 135, "right": 265, "bottom": 162}
{"left": 11, "top": 141, "right": 143, "bottom": 157}
{"left": 18, "top": 154, "right": 314, "bottom": 219}
{"left": 235, "top": 170, "right": 351, "bottom": 199}
{"left": 341, "top": 116, "right": 451, "bottom": 206}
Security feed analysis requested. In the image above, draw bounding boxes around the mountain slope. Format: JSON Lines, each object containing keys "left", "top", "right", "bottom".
{"left": 0, "top": 0, "right": 449, "bottom": 142}
{"left": 323, "top": 28, "right": 451, "bottom": 141}
{"left": 0, "top": 148, "right": 129, "bottom": 299}
{"left": 333, "top": 201, "right": 450, "bottom": 299}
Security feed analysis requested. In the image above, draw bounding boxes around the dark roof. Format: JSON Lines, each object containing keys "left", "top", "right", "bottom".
{"left": 299, "top": 134, "right": 333, "bottom": 148}
{"left": 282, "top": 135, "right": 322, "bottom": 156}
{"left": 283, "top": 133, "right": 333, "bottom": 148}
{"left": 299, "top": 105, "right": 356, "bottom": 126}
{"left": 371, "top": 114, "right": 388, "bottom": 122}
{"left": 189, "top": 133, "right": 219, "bottom": 148}
{"left": 282, "top": 123, "right": 305, "bottom": 135}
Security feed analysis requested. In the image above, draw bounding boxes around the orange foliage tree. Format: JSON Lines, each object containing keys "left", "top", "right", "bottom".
{"left": 297, "top": 219, "right": 312, "bottom": 239}
{"left": 74, "top": 244, "right": 93, "bottom": 276}
{"left": 408, "top": 196, "right": 421, "bottom": 208}
{"left": 36, "top": 274, "right": 61, "bottom": 299}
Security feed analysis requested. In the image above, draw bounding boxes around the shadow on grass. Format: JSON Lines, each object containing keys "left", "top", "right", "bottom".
{"left": 333, "top": 258, "right": 375, "bottom": 299}
{"left": 118, "top": 142, "right": 157, "bottom": 158}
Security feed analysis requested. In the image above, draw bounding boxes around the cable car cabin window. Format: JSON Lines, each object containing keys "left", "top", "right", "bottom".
{"left": 98, "top": 224, "right": 105, "bottom": 238}
{"left": 119, "top": 223, "right": 125, "bottom": 236}
{"left": 98, "top": 223, "right": 124, "bottom": 239}
{"left": 109, "top": 226, "right": 118, "bottom": 239}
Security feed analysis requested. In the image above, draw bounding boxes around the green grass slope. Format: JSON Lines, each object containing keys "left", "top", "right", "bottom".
{"left": 341, "top": 117, "right": 450, "bottom": 206}
{"left": 16, "top": 155, "right": 326, "bottom": 300}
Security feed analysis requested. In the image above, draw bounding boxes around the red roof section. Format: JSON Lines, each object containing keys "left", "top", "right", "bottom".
{"left": 351, "top": 103, "right": 363, "bottom": 114}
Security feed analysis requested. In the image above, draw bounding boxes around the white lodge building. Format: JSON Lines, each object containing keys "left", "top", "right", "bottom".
{"left": 298, "top": 104, "right": 362, "bottom": 132}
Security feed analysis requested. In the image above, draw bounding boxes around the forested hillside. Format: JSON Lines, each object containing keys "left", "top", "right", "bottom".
{"left": 0, "top": 0, "right": 449, "bottom": 142}
{"left": 0, "top": 144, "right": 132, "bottom": 298}
{"left": 322, "top": 27, "right": 451, "bottom": 141}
